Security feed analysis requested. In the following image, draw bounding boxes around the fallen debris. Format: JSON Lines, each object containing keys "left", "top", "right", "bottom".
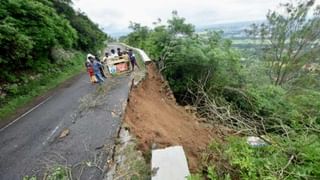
{"left": 111, "top": 111, "right": 118, "bottom": 117}
{"left": 247, "top": 136, "right": 268, "bottom": 147}
{"left": 59, "top": 128, "right": 70, "bottom": 139}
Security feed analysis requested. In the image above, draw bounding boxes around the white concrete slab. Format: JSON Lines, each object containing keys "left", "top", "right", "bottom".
{"left": 119, "top": 43, "right": 152, "bottom": 63}
{"left": 152, "top": 146, "right": 190, "bottom": 180}
{"left": 136, "top": 49, "right": 152, "bottom": 62}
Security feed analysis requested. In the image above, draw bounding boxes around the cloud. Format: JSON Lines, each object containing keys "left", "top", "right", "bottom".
{"left": 73, "top": 0, "right": 320, "bottom": 36}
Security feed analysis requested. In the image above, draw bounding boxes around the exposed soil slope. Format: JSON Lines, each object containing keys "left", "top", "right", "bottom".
{"left": 124, "top": 63, "right": 216, "bottom": 171}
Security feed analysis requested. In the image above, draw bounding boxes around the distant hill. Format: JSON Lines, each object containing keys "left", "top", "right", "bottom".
{"left": 109, "top": 20, "right": 266, "bottom": 39}
{"left": 196, "top": 20, "right": 265, "bottom": 38}
{"left": 108, "top": 31, "right": 130, "bottom": 38}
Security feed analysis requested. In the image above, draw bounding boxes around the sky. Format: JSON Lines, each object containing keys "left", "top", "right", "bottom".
{"left": 73, "top": 0, "right": 319, "bottom": 37}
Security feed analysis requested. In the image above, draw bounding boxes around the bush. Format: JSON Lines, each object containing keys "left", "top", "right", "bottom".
{"left": 247, "top": 85, "right": 288, "bottom": 116}
{"left": 201, "top": 135, "right": 320, "bottom": 180}
{"left": 6, "top": 84, "right": 19, "bottom": 96}
{"left": 0, "top": 0, "right": 77, "bottom": 82}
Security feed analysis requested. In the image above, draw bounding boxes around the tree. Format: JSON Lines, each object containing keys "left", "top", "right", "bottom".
{"left": 167, "top": 10, "right": 195, "bottom": 36}
{"left": 144, "top": 25, "right": 171, "bottom": 60}
{"left": 126, "top": 22, "right": 150, "bottom": 48}
{"left": 0, "top": 0, "right": 107, "bottom": 82}
{"left": 246, "top": 0, "right": 320, "bottom": 86}
{"left": 52, "top": 0, "right": 107, "bottom": 52}
{"left": 0, "top": 0, "right": 77, "bottom": 80}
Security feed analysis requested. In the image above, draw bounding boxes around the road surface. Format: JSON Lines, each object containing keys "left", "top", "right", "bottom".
{"left": 0, "top": 45, "right": 131, "bottom": 179}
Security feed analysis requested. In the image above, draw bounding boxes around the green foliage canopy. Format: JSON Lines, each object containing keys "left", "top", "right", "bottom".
{"left": 52, "top": 0, "right": 107, "bottom": 52}
{"left": 123, "top": 12, "right": 241, "bottom": 102}
{"left": 0, "top": 0, "right": 77, "bottom": 74}
{"left": 0, "top": 0, "right": 107, "bottom": 82}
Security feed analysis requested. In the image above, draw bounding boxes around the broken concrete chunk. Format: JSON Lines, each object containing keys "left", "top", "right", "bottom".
{"left": 247, "top": 136, "right": 267, "bottom": 147}
{"left": 111, "top": 111, "right": 117, "bottom": 117}
{"left": 152, "top": 146, "right": 190, "bottom": 180}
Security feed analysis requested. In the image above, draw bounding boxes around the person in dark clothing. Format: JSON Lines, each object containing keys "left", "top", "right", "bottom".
{"left": 110, "top": 49, "right": 118, "bottom": 58}
{"left": 94, "top": 55, "right": 101, "bottom": 62}
{"left": 117, "top": 48, "right": 123, "bottom": 56}
{"left": 128, "top": 49, "right": 140, "bottom": 71}
{"left": 94, "top": 54, "right": 106, "bottom": 78}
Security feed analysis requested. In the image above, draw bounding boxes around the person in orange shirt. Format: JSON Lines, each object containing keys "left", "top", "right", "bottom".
{"left": 85, "top": 56, "right": 97, "bottom": 84}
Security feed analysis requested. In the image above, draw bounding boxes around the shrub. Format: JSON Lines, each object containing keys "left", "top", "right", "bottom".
{"left": 202, "top": 135, "right": 320, "bottom": 180}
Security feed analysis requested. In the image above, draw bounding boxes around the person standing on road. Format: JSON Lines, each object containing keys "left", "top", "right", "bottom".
{"left": 102, "top": 52, "right": 109, "bottom": 64}
{"left": 94, "top": 54, "right": 107, "bottom": 78}
{"left": 117, "top": 48, "right": 123, "bottom": 57}
{"left": 122, "top": 51, "right": 129, "bottom": 61}
{"left": 86, "top": 54, "right": 97, "bottom": 84}
{"left": 89, "top": 56, "right": 105, "bottom": 84}
{"left": 110, "top": 49, "right": 118, "bottom": 59}
{"left": 128, "top": 49, "right": 140, "bottom": 71}
{"left": 87, "top": 63, "right": 97, "bottom": 84}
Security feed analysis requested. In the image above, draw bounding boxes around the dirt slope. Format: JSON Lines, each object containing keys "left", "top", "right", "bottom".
{"left": 124, "top": 63, "right": 216, "bottom": 171}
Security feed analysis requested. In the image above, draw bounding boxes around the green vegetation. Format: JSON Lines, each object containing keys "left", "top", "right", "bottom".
{"left": 23, "top": 166, "right": 71, "bottom": 180}
{"left": 121, "top": 0, "right": 320, "bottom": 179}
{"left": 52, "top": 0, "right": 109, "bottom": 52}
{"left": 0, "top": 0, "right": 107, "bottom": 120}
{"left": 246, "top": 0, "right": 320, "bottom": 86}
{"left": 0, "top": 52, "right": 85, "bottom": 120}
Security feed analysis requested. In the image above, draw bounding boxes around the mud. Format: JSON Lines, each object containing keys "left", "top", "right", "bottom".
{"left": 124, "top": 64, "right": 217, "bottom": 171}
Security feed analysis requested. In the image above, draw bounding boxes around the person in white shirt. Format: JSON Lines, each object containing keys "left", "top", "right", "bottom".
{"left": 102, "top": 52, "right": 109, "bottom": 64}
{"left": 110, "top": 49, "right": 118, "bottom": 58}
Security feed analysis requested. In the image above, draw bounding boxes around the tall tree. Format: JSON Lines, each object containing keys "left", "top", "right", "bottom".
{"left": 167, "top": 10, "right": 195, "bottom": 36}
{"left": 247, "top": 0, "right": 320, "bottom": 86}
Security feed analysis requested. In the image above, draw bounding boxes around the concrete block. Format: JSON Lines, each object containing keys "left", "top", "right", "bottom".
{"left": 152, "top": 146, "right": 190, "bottom": 180}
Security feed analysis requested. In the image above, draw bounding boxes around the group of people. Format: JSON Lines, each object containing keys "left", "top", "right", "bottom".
{"left": 85, "top": 47, "right": 140, "bottom": 84}
{"left": 102, "top": 48, "right": 140, "bottom": 71}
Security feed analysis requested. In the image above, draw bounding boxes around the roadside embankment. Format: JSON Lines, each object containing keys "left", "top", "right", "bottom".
{"left": 123, "top": 63, "right": 217, "bottom": 171}
{"left": 0, "top": 52, "right": 85, "bottom": 125}
{"left": 109, "top": 45, "right": 221, "bottom": 179}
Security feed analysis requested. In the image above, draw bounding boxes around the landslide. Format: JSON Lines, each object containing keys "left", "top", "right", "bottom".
{"left": 124, "top": 63, "right": 219, "bottom": 171}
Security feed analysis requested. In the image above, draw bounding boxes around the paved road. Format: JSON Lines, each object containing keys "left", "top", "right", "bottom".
{"left": 0, "top": 45, "right": 132, "bottom": 180}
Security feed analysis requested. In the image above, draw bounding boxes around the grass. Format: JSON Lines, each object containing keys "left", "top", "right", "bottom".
{"left": 23, "top": 166, "right": 71, "bottom": 180}
{"left": 0, "top": 52, "right": 86, "bottom": 121}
